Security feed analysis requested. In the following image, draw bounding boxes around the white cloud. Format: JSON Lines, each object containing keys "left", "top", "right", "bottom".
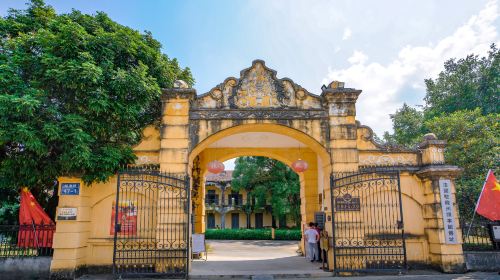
{"left": 224, "top": 158, "right": 236, "bottom": 170}
{"left": 347, "top": 50, "right": 368, "bottom": 64}
{"left": 342, "top": 27, "right": 352, "bottom": 40}
{"left": 322, "top": 0, "right": 499, "bottom": 135}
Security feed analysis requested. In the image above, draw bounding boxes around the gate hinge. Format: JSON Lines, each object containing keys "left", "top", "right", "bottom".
{"left": 115, "top": 223, "right": 122, "bottom": 233}
{"left": 397, "top": 220, "right": 404, "bottom": 229}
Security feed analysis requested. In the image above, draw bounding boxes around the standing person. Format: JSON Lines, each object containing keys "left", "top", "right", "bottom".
{"left": 320, "top": 230, "right": 329, "bottom": 270}
{"left": 304, "top": 222, "right": 320, "bottom": 262}
{"left": 314, "top": 223, "right": 322, "bottom": 262}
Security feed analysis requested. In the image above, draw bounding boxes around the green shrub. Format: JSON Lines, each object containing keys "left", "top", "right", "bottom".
{"left": 275, "top": 229, "right": 302, "bottom": 240}
{"left": 205, "top": 228, "right": 301, "bottom": 240}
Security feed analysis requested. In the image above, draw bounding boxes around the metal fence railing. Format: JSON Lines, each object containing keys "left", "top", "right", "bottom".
{"left": 461, "top": 220, "right": 499, "bottom": 251}
{"left": 0, "top": 223, "right": 55, "bottom": 258}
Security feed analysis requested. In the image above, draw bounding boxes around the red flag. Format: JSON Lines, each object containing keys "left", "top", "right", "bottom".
{"left": 18, "top": 188, "right": 55, "bottom": 248}
{"left": 476, "top": 170, "right": 500, "bottom": 221}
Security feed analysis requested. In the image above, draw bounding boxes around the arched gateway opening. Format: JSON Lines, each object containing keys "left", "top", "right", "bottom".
{"left": 188, "top": 123, "right": 331, "bottom": 237}
{"left": 52, "top": 60, "right": 465, "bottom": 279}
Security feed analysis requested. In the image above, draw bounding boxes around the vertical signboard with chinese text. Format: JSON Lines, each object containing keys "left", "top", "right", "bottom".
{"left": 439, "top": 179, "right": 458, "bottom": 244}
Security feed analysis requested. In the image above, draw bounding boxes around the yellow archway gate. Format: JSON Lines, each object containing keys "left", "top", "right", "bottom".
{"left": 51, "top": 60, "right": 465, "bottom": 279}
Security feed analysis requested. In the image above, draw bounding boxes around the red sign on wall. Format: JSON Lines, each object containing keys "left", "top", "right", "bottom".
{"left": 110, "top": 200, "right": 137, "bottom": 236}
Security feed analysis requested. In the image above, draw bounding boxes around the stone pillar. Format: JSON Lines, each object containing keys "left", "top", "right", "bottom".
{"left": 157, "top": 82, "right": 196, "bottom": 270}
{"left": 321, "top": 81, "right": 362, "bottom": 271}
{"left": 160, "top": 82, "right": 195, "bottom": 173}
{"left": 50, "top": 177, "right": 91, "bottom": 279}
{"left": 417, "top": 134, "right": 465, "bottom": 272}
{"left": 321, "top": 81, "right": 361, "bottom": 172}
{"left": 220, "top": 185, "right": 227, "bottom": 229}
{"left": 193, "top": 175, "right": 206, "bottom": 233}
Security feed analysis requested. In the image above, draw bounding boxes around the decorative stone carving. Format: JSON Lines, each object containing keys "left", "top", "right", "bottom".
{"left": 174, "top": 80, "right": 189, "bottom": 89}
{"left": 236, "top": 62, "right": 280, "bottom": 107}
{"left": 194, "top": 60, "right": 322, "bottom": 110}
{"left": 189, "top": 109, "right": 328, "bottom": 120}
{"left": 359, "top": 154, "right": 417, "bottom": 166}
{"left": 357, "top": 121, "right": 418, "bottom": 153}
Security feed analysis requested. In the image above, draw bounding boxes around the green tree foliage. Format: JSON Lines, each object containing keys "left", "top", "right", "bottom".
{"left": 384, "top": 44, "right": 499, "bottom": 219}
{"left": 425, "top": 109, "right": 499, "bottom": 219}
{"left": 231, "top": 157, "right": 301, "bottom": 226}
{"left": 424, "top": 45, "right": 499, "bottom": 117}
{"left": 0, "top": 0, "right": 193, "bottom": 222}
{"left": 383, "top": 103, "right": 426, "bottom": 147}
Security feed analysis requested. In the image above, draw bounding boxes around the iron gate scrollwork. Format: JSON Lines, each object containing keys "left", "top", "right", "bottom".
{"left": 113, "top": 168, "right": 190, "bottom": 279}
{"left": 330, "top": 169, "right": 407, "bottom": 273}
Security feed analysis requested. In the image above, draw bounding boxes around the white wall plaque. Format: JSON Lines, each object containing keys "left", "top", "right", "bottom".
{"left": 439, "top": 179, "right": 457, "bottom": 244}
{"left": 492, "top": 225, "right": 500, "bottom": 241}
{"left": 57, "top": 207, "right": 77, "bottom": 220}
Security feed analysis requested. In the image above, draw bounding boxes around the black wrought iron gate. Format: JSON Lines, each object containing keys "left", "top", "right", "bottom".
{"left": 113, "top": 168, "right": 190, "bottom": 279}
{"left": 330, "top": 170, "right": 406, "bottom": 273}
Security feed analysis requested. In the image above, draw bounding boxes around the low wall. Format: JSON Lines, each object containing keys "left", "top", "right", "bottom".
{"left": 465, "top": 251, "right": 500, "bottom": 271}
{"left": 0, "top": 257, "right": 51, "bottom": 279}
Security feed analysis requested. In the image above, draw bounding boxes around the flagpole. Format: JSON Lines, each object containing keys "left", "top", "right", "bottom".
{"left": 465, "top": 169, "right": 492, "bottom": 239}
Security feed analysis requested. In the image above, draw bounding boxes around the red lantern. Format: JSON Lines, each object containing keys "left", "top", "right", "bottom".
{"left": 291, "top": 159, "right": 308, "bottom": 173}
{"left": 207, "top": 160, "right": 225, "bottom": 174}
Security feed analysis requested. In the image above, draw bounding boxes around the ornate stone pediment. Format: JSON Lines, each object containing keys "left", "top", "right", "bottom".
{"left": 194, "top": 60, "right": 322, "bottom": 109}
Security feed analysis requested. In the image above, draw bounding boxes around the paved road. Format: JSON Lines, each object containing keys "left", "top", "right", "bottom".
{"left": 78, "top": 240, "right": 500, "bottom": 279}
{"left": 190, "top": 240, "right": 499, "bottom": 280}
{"left": 283, "top": 273, "right": 500, "bottom": 280}
{"left": 191, "top": 240, "right": 331, "bottom": 277}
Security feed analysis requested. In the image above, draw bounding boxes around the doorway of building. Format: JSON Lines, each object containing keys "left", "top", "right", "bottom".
{"left": 231, "top": 212, "right": 240, "bottom": 229}
{"left": 207, "top": 213, "right": 216, "bottom": 229}
{"left": 255, "top": 213, "right": 263, "bottom": 229}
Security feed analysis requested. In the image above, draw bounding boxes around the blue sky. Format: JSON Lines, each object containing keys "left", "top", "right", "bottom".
{"left": 1, "top": 0, "right": 498, "bottom": 137}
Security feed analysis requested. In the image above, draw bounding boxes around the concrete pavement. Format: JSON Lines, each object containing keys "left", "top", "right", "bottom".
{"left": 77, "top": 240, "right": 500, "bottom": 279}
{"left": 191, "top": 240, "right": 332, "bottom": 278}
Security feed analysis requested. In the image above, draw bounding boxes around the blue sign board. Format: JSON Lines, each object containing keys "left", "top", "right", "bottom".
{"left": 61, "top": 183, "right": 80, "bottom": 195}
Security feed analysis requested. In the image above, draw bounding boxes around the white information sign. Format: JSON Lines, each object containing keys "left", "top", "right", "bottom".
{"left": 57, "top": 207, "right": 77, "bottom": 220}
{"left": 192, "top": 233, "right": 206, "bottom": 254}
{"left": 492, "top": 226, "right": 500, "bottom": 241}
{"left": 439, "top": 179, "right": 457, "bottom": 244}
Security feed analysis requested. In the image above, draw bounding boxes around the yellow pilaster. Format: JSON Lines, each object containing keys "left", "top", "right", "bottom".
{"left": 50, "top": 178, "right": 90, "bottom": 279}
{"left": 321, "top": 81, "right": 361, "bottom": 173}
{"left": 158, "top": 86, "right": 196, "bottom": 267}
{"left": 417, "top": 134, "right": 465, "bottom": 272}
{"left": 321, "top": 81, "right": 362, "bottom": 270}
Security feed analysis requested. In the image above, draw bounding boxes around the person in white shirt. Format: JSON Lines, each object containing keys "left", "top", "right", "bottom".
{"left": 304, "top": 222, "right": 320, "bottom": 262}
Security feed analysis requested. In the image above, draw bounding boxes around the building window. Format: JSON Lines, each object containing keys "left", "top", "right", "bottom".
{"left": 228, "top": 192, "right": 242, "bottom": 206}
{"left": 206, "top": 189, "right": 219, "bottom": 205}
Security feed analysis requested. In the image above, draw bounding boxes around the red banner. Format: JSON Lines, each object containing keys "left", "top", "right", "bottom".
{"left": 110, "top": 200, "right": 137, "bottom": 236}
{"left": 476, "top": 170, "right": 500, "bottom": 221}
{"left": 18, "top": 188, "right": 55, "bottom": 248}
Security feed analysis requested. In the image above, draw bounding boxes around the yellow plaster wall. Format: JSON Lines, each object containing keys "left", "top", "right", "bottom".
{"left": 224, "top": 210, "right": 247, "bottom": 229}
{"left": 249, "top": 212, "right": 274, "bottom": 228}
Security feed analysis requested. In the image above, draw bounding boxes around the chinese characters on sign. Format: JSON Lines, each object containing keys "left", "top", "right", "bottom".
{"left": 335, "top": 194, "right": 361, "bottom": 211}
{"left": 110, "top": 200, "right": 137, "bottom": 236}
{"left": 60, "top": 183, "right": 80, "bottom": 195}
{"left": 57, "top": 207, "right": 77, "bottom": 220}
{"left": 439, "top": 179, "right": 457, "bottom": 244}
